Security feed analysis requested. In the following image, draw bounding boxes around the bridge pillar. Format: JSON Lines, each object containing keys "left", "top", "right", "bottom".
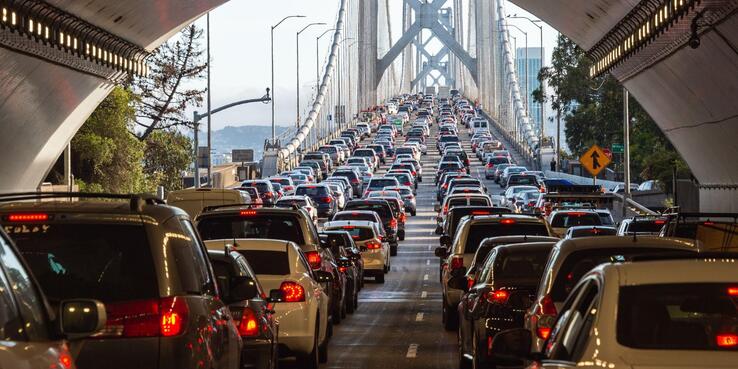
{"left": 358, "top": 0, "right": 378, "bottom": 108}
{"left": 473, "top": 0, "right": 497, "bottom": 118}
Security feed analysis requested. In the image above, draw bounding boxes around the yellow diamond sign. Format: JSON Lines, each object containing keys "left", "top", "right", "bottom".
{"left": 580, "top": 144, "right": 611, "bottom": 177}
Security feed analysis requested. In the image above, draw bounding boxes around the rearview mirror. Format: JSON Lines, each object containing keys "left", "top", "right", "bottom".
{"left": 268, "top": 289, "right": 286, "bottom": 303}
{"left": 314, "top": 270, "right": 334, "bottom": 283}
{"left": 491, "top": 328, "right": 535, "bottom": 361}
{"left": 229, "top": 276, "right": 259, "bottom": 302}
{"left": 60, "top": 299, "right": 106, "bottom": 339}
{"left": 447, "top": 275, "right": 469, "bottom": 291}
{"left": 434, "top": 246, "right": 448, "bottom": 258}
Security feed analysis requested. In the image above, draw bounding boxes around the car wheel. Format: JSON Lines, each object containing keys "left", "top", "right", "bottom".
{"left": 376, "top": 273, "right": 385, "bottom": 283}
{"left": 318, "top": 331, "right": 329, "bottom": 364}
{"left": 411, "top": 209, "right": 417, "bottom": 216}
{"left": 444, "top": 302, "right": 459, "bottom": 331}
{"left": 299, "top": 324, "right": 320, "bottom": 369}
{"left": 390, "top": 245, "right": 398, "bottom": 256}
{"left": 458, "top": 327, "right": 472, "bottom": 369}
{"left": 333, "top": 300, "right": 342, "bottom": 325}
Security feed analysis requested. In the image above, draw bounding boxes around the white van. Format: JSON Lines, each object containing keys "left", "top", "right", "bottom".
{"left": 471, "top": 119, "right": 489, "bottom": 135}
{"left": 166, "top": 188, "right": 251, "bottom": 219}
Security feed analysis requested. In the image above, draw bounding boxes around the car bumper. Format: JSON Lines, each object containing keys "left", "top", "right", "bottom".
{"left": 242, "top": 338, "right": 274, "bottom": 369}
{"left": 273, "top": 302, "right": 315, "bottom": 356}
{"left": 362, "top": 251, "right": 386, "bottom": 271}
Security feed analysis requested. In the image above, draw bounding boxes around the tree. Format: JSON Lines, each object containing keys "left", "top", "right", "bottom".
{"left": 134, "top": 24, "right": 207, "bottom": 140}
{"left": 71, "top": 87, "right": 151, "bottom": 193}
{"left": 144, "top": 130, "right": 192, "bottom": 191}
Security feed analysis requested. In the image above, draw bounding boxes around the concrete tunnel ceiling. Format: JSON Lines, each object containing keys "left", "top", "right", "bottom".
{"left": 511, "top": 0, "right": 738, "bottom": 211}
{"left": 0, "top": 0, "right": 227, "bottom": 191}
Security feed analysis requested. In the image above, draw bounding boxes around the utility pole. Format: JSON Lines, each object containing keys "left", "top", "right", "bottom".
{"left": 623, "top": 87, "right": 631, "bottom": 217}
{"left": 297, "top": 23, "right": 326, "bottom": 129}
{"left": 206, "top": 13, "right": 212, "bottom": 187}
{"left": 271, "top": 15, "right": 305, "bottom": 143}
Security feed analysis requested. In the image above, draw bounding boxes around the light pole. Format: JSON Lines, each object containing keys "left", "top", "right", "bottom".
{"left": 508, "top": 15, "right": 544, "bottom": 160}
{"left": 271, "top": 14, "right": 305, "bottom": 144}
{"left": 296, "top": 23, "right": 326, "bottom": 129}
{"left": 205, "top": 13, "right": 212, "bottom": 188}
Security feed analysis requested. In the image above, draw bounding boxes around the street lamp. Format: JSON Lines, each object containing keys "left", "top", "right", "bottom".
{"left": 271, "top": 14, "right": 305, "bottom": 144}
{"left": 508, "top": 14, "right": 545, "bottom": 160}
{"left": 296, "top": 22, "right": 326, "bottom": 129}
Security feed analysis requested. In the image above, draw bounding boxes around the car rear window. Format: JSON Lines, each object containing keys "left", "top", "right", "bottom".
{"left": 617, "top": 283, "right": 738, "bottom": 351}
{"left": 463, "top": 222, "right": 550, "bottom": 254}
{"left": 345, "top": 203, "right": 391, "bottom": 220}
{"left": 295, "top": 186, "right": 329, "bottom": 197}
{"left": 569, "top": 227, "right": 617, "bottom": 237}
{"left": 509, "top": 176, "right": 539, "bottom": 186}
{"left": 9, "top": 223, "right": 158, "bottom": 303}
{"left": 240, "top": 250, "right": 290, "bottom": 275}
{"left": 440, "top": 136, "right": 459, "bottom": 142}
{"left": 368, "top": 178, "right": 399, "bottom": 189}
{"left": 627, "top": 220, "right": 667, "bottom": 233}
{"left": 550, "top": 212, "right": 602, "bottom": 228}
{"left": 325, "top": 226, "right": 374, "bottom": 241}
{"left": 198, "top": 214, "right": 305, "bottom": 245}
{"left": 440, "top": 162, "right": 462, "bottom": 170}
{"left": 551, "top": 248, "right": 693, "bottom": 301}
{"left": 276, "top": 199, "right": 306, "bottom": 208}
{"left": 333, "top": 213, "right": 377, "bottom": 223}
{"left": 243, "top": 182, "right": 270, "bottom": 193}
{"left": 450, "top": 198, "right": 490, "bottom": 208}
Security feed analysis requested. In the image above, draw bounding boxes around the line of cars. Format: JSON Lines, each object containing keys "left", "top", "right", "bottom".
{"left": 425, "top": 92, "right": 738, "bottom": 369}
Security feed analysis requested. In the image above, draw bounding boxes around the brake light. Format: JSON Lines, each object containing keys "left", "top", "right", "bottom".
{"left": 537, "top": 327, "right": 552, "bottom": 340}
{"left": 540, "top": 294, "right": 557, "bottom": 315}
{"left": 390, "top": 218, "right": 398, "bottom": 228}
{"left": 342, "top": 226, "right": 356, "bottom": 229}
{"left": 351, "top": 179, "right": 360, "bottom": 183}
{"left": 500, "top": 219, "right": 516, "bottom": 225}
{"left": 7, "top": 213, "right": 49, "bottom": 222}
{"left": 102, "top": 297, "right": 189, "bottom": 338}
{"left": 450, "top": 256, "right": 464, "bottom": 270}
{"left": 264, "top": 192, "right": 274, "bottom": 198}
{"left": 487, "top": 163, "right": 493, "bottom": 168}
{"left": 654, "top": 219, "right": 666, "bottom": 225}
{"left": 237, "top": 307, "right": 259, "bottom": 337}
{"left": 366, "top": 240, "right": 382, "bottom": 250}
{"left": 400, "top": 213, "right": 407, "bottom": 223}
{"left": 280, "top": 281, "right": 306, "bottom": 302}
{"left": 472, "top": 211, "right": 490, "bottom": 215}
{"left": 728, "top": 287, "right": 738, "bottom": 296}
{"left": 305, "top": 251, "right": 322, "bottom": 269}
{"left": 443, "top": 205, "right": 449, "bottom": 214}
{"left": 487, "top": 290, "right": 510, "bottom": 304}
{"left": 411, "top": 171, "right": 416, "bottom": 176}
{"left": 717, "top": 334, "right": 738, "bottom": 347}
{"left": 321, "top": 197, "right": 333, "bottom": 203}
{"left": 240, "top": 210, "right": 258, "bottom": 216}
{"left": 703, "top": 221, "right": 715, "bottom": 225}
{"left": 442, "top": 184, "right": 449, "bottom": 189}
{"left": 467, "top": 278, "right": 475, "bottom": 290}
{"left": 339, "top": 266, "right": 348, "bottom": 273}
{"left": 404, "top": 182, "right": 412, "bottom": 186}
{"left": 568, "top": 212, "right": 587, "bottom": 216}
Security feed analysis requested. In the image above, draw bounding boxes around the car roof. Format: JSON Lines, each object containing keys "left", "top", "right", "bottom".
{"left": 480, "top": 235, "right": 561, "bottom": 245}
{"left": 554, "top": 235, "right": 698, "bottom": 253}
{"left": 203, "top": 238, "right": 296, "bottom": 252}
{"left": 467, "top": 214, "right": 546, "bottom": 224}
{"left": 278, "top": 195, "right": 309, "bottom": 201}
{"left": 0, "top": 199, "right": 186, "bottom": 220}
{"left": 595, "top": 258, "right": 738, "bottom": 285}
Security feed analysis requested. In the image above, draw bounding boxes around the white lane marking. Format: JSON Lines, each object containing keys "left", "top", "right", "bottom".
{"left": 426, "top": 259, "right": 430, "bottom": 265}
{"left": 416, "top": 312, "right": 424, "bottom": 322}
{"left": 421, "top": 291, "right": 428, "bottom": 298}
{"left": 406, "top": 344, "right": 419, "bottom": 358}
{"left": 423, "top": 274, "right": 429, "bottom": 281}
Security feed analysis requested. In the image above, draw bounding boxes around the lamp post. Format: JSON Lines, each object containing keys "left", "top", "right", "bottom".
{"left": 296, "top": 23, "right": 326, "bottom": 129}
{"left": 271, "top": 15, "right": 305, "bottom": 144}
{"left": 508, "top": 15, "right": 544, "bottom": 162}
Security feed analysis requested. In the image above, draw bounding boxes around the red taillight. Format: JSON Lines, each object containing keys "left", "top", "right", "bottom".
{"left": 467, "top": 278, "right": 475, "bottom": 290}
{"left": 102, "top": 297, "right": 188, "bottom": 338}
{"left": 342, "top": 226, "right": 356, "bottom": 230}
{"left": 240, "top": 210, "right": 257, "bottom": 216}
{"left": 540, "top": 294, "right": 557, "bottom": 315}
{"left": 390, "top": 218, "right": 398, "bottom": 228}
{"left": 442, "top": 184, "right": 449, "bottom": 189}
{"left": 59, "top": 353, "right": 72, "bottom": 369}
{"left": 351, "top": 179, "right": 360, "bottom": 183}
{"left": 450, "top": 256, "right": 464, "bottom": 270}
{"left": 654, "top": 219, "right": 666, "bottom": 225}
{"left": 280, "top": 281, "right": 306, "bottom": 302}
{"left": 487, "top": 163, "right": 493, "bottom": 168}
{"left": 500, "top": 219, "right": 516, "bottom": 225}
{"left": 7, "top": 213, "right": 49, "bottom": 222}
{"left": 264, "top": 192, "right": 274, "bottom": 198}
{"left": 339, "top": 266, "right": 348, "bottom": 273}
{"left": 568, "top": 212, "right": 587, "bottom": 216}
{"left": 487, "top": 290, "right": 510, "bottom": 304}
{"left": 305, "top": 251, "right": 322, "bottom": 269}
{"left": 472, "top": 211, "right": 490, "bottom": 215}
{"left": 237, "top": 307, "right": 259, "bottom": 337}
{"left": 400, "top": 213, "right": 407, "bottom": 223}
{"left": 411, "top": 171, "right": 416, "bottom": 176}
{"left": 321, "top": 197, "right": 333, "bottom": 203}
{"left": 405, "top": 182, "right": 412, "bottom": 186}
{"left": 728, "top": 287, "right": 738, "bottom": 296}
{"left": 443, "top": 205, "right": 449, "bottom": 214}
{"left": 366, "top": 240, "right": 382, "bottom": 250}
{"left": 717, "top": 334, "right": 738, "bottom": 347}
{"left": 537, "top": 327, "right": 552, "bottom": 340}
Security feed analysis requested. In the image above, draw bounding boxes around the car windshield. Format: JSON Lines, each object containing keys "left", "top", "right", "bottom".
{"left": 463, "top": 222, "right": 550, "bottom": 254}
{"left": 198, "top": 214, "right": 305, "bottom": 245}
{"left": 240, "top": 250, "right": 290, "bottom": 275}
{"left": 10, "top": 223, "right": 158, "bottom": 303}
{"left": 449, "top": 198, "right": 490, "bottom": 208}
{"left": 617, "top": 283, "right": 738, "bottom": 351}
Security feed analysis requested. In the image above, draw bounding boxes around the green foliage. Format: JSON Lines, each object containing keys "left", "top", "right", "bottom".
{"left": 72, "top": 87, "right": 151, "bottom": 193}
{"left": 536, "top": 35, "right": 691, "bottom": 190}
{"left": 144, "top": 130, "right": 192, "bottom": 192}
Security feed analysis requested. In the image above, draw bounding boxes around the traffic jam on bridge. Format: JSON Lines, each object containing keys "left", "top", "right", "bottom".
{"left": 0, "top": 90, "right": 736, "bottom": 369}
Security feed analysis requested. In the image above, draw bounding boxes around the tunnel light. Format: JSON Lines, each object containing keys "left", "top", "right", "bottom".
{"left": 1, "top": 8, "right": 6, "bottom": 23}
{"left": 588, "top": 0, "right": 699, "bottom": 78}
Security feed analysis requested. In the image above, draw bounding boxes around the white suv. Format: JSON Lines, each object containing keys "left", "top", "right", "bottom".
{"left": 204, "top": 239, "right": 331, "bottom": 368}
{"left": 493, "top": 256, "right": 738, "bottom": 368}
{"left": 322, "top": 221, "right": 391, "bottom": 283}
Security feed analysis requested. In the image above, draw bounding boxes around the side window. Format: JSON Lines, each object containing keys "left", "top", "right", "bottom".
{"left": 478, "top": 249, "right": 497, "bottom": 283}
{"left": 0, "top": 235, "right": 48, "bottom": 340}
{"left": 178, "top": 220, "right": 216, "bottom": 296}
{"left": 0, "top": 261, "right": 24, "bottom": 341}
{"left": 547, "top": 280, "right": 599, "bottom": 361}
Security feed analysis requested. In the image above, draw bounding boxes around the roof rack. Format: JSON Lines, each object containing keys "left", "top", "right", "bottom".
{"left": 0, "top": 192, "right": 164, "bottom": 212}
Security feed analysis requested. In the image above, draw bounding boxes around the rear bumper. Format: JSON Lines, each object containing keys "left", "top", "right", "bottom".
{"left": 273, "top": 302, "right": 315, "bottom": 356}
{"left": 362, "top": 251, "right": 386, "bottom": 271}
{"left": 242, "top": 338, "right": 274, "bottom": 369}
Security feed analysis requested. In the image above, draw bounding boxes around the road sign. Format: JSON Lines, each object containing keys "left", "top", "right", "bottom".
{"left": 197, "top": 146, "right": 210, "bottom": 168}
{"left": 612, "top": 143, "right": 624, "bottom": 154}
{"left": 232, "top": 149, "right": 254, "bottom": 162}
{"left": 580, "top": 144, "right": 611, "bottom": 177}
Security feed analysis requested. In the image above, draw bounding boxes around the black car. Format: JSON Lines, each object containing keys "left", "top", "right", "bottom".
{"left": 208, "top": 248, "right": 279, "bottom": 369}
{"left": 320, "top": 231, "right": 362, "bottom": 312}
{"left": 453, "top": 242, "right": 556, "bottom": 369}
{"left": 241, "top": 180, "right": 278, "bottom": 206}
{"left": 0, "top": 193, "right": 243, "bottom": 369}
{"left": 344, "top": 199, "right": 399, "bottom": 253}
{"left": 295, "top": 184, "right": 338, "bottom": 218}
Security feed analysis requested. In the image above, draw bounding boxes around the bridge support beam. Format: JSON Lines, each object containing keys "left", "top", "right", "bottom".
{"left": 358, "top": 0, "right": 379, "bottom": 109}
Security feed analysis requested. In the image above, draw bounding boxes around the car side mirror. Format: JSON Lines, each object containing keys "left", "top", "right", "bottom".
{"left": 434, "top": 225, "right": 443, "bottom": 235}
{"left": 434, "top": 247, "right": 448, "bottom": 258}
{"left": 447, "top": 275, "right": 469, "bottom": 291}
{"left": 314, "top": 270, "right": 334, "bottom": 283}
{"left": 60, "top": 299, "right": 106, "bottom": 340}
{"left": 440, "top": 235, "right": 452, "bottom": 247}
{"left": 490, "top": 328, "right": 535, "bottom": 361}
{"left": 229, "top": 276, "right": 259, "bottom": 302}
{"left": 268, "top": 289, "right": 286, "bottom": 303}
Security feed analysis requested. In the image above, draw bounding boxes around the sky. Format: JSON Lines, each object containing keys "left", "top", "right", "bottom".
{"left": 184, "top": 0, "right": 560, "bottom": 131}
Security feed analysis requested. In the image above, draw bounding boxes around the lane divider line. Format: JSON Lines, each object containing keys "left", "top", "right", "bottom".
{"left": 406, "top": 344, "right": 419, "bottom": 358}
{"left": 416, "top": 312, "right": 424, "bottom": 322}
{"left": 423, "top": 274, "right": 429, "bottom": 281}
{"left": 421, "top": 291, "right": 428, "bottom": 298}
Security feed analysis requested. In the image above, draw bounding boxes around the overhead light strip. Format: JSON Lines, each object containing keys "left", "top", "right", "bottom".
{"left": 588, "top": 0, "right": 699, "bottom": 78}
{"left": 0, "top": 0, "right": 149, "bottom": 77}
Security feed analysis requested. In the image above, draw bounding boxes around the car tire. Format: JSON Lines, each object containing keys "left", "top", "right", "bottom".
{"left": 300, "top": 324, "right": 320, "bottom": 369}
{"left": 333, "top": 300, "right": 342, "bottom": 325}
{"left": 390, "top": 245, "right": 398, "bottom": 256}
{"left": 411, "top": 209, "right": 417, "bottom": 216}
{"left": 318, "top": 333, "right": 329, "bottom": 364}
{"left": 398, "top": 231, "right": 405, "bottom": 241}
{"left": 443, "top": 301, "right": 459, "bottom": 331}
{"left": 376, "top": 273, "right": 385, "bottom": 283}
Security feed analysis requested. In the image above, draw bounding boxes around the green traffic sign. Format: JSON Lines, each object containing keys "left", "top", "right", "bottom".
{"left": 612, "top": 143, "right": 624, "bottom": 154}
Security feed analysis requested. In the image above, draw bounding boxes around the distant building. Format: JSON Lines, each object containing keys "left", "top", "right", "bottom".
{"left": 212, "top": 153, "right": 232, "bottom": 166}
{"left": 515, "top": 47, "right": 543, "bottom": 136}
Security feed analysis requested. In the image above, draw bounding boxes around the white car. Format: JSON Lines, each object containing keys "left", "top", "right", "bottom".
{"left": 322, "top": 220, "right": 391, "bottom": 283}
{"left": 493, "top": 257, "right": 738, "bottom": 368}
{"left": 275, "top": 195, "right": 319, "bottom": 222}
{"left": 204, "top": 239, "right": 331, "bottom": 367}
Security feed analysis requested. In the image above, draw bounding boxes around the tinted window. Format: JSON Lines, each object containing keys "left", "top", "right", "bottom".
{"left": 509, "top": 176, "right": 539, "bottom": 186}
{"left": 0, "top": 264, "right": 24, "bottom": 340}
{"left": 440, "top": 136, "right": 459, "bottom": 142}
{"left": 494, "top": 249, "right": 551, "bottom": 281}
{"left": 333, "top": 212, "right": 377, "bottom": 223}
{"left": 295, "top": 186, "right": 330, "bottom": 197}
{"left": 344, "top": 203, "right": 391, "bottom": 220}
{"left": 618, "top": 283, "right": 738, "bottom": 350}
{"left": 240, "top": 250, "right": 291, "bottom": 275}
{"left": 368, "top": 179, "right": 399, "bottom": 189}
{"left": 439, "top": 163, "right": 462, "bottom": 171}
{"left": 178, "top": 220, "right": 216, "bottom": 295}
{"left": 463, "top": 223, "right": 549, "bottom": 254}
{"left": 627, "top": 220, "right": 666, "bottom": 233}
{"left": 449, "top": 198, "right": 490, "bottom": 208}
{"left": 198, "top": 214, "right": 305, "bottom": 245}
{"left": 325, "top": 226, "right": 374, "bottom": 241}
{"left": 243, "top": 182, "right": 271, "bottom": 193}
{"left": 9, "top": 223, "right": 158, "bottom": 302}
{"left": 276, "top": 199, "right": 307, "bottom": 208}
{"left": 550, "top": 212, "right": 602, "bottom": 228}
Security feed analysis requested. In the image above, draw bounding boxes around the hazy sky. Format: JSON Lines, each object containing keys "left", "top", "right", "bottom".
{"left": 186, "top": 0, "right": 559, "bottom": 130}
